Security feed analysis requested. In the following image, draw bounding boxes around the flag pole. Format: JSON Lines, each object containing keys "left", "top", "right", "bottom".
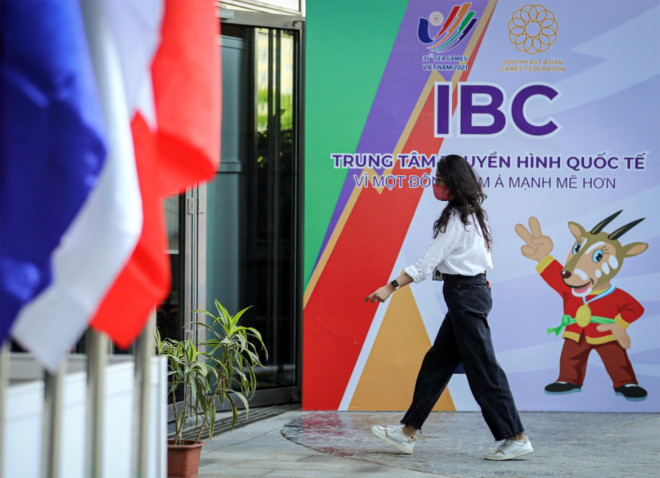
{"left": 42, "top": 361, "right": 66, "bottom": 478}
{"left": 85, "top": 330, "right": 108, "bottom": 478}
{"left": 0, "top": 341, "right": 9, "bottom": 478}
{"left": 132, "top": 310, "right": 156, "bottom": 478}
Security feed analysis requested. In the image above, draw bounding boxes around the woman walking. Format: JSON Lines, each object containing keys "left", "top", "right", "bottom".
{"left": 365, "top": 154, "right": 533, "bottom": 461}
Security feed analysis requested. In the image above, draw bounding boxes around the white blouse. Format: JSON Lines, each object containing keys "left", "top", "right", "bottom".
{"left": 404, "top": 211, "right": 493, "bottom": 282}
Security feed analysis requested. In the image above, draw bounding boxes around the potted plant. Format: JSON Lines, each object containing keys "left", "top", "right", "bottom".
{"left": 157, "top": 330, "right": 213, "bottom": 478}
{"left": 194, "top": 300, "right": 267, "bottom": 432}
{"left": 157, "top": 300, "right": 267, "bottom": 478}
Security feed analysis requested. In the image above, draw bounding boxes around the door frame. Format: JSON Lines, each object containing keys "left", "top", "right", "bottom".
{"left": 191, "top": 10, "right": 305, "bottom": 407}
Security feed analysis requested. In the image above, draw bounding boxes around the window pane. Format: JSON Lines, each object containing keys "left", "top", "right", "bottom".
{"left": 157, "top": 195, "right": 183, "bottom": 343}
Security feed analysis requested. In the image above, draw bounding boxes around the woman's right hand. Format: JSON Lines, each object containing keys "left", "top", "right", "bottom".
{"left": 365, "top": 284, "right": 394, "bottom": 303}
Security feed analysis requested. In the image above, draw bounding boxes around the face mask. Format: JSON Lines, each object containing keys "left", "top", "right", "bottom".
{"left": 433, "top": 183, "right": 450, "bottom": 201}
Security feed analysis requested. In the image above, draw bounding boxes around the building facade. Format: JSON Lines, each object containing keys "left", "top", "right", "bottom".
{"left": 159, "top": 0, "right": 305, "bottom": 407}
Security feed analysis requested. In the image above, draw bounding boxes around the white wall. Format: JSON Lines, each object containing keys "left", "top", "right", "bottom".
{"left": 2, "top": 357, "right": 167, "bottom": 478}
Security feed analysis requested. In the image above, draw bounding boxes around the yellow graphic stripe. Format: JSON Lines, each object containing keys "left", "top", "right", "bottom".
{"left": 349, "top": 281, "right": 455, "bottom": 410}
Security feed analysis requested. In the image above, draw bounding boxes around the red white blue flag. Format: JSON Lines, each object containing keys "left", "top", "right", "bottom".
{"left": 0, "top": 0, "right": 109, "bottom": 348}
{"left": 2, "top": 0, "right": 220, "bottom": 371}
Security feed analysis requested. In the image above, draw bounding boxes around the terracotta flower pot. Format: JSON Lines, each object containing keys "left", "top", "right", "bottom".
{"left": 167, "top": 440, "right": 205, "bottom": 478}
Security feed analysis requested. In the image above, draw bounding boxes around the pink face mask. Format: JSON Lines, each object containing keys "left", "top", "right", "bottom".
{"left": 433, "top": 183, "right": 450, "bottom": 201}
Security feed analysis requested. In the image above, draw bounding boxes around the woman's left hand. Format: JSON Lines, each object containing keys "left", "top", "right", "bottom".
{"left": 365, "top": 284, "right": 394, "bottom": 303}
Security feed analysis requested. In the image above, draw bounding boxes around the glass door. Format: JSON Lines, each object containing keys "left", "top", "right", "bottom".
{"left": 205, "top": 23, "right": 301, "bottom": 403}
{"left": 158, "top": 195, "right": 184, "bottom": 345}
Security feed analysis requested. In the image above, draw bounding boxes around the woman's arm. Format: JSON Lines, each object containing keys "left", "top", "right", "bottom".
{"left": 365, "top": 272, "right": 414, "bottom": 303}
{"left": 405, "top": 215, "right": 463, "bottom": 283}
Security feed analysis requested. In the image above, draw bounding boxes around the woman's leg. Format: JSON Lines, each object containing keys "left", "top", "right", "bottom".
{"left": 400, "top": 312, "right": 461, "bottom": 431}
{"left": 445, "top": 282, "right": 524, "bottom": 441}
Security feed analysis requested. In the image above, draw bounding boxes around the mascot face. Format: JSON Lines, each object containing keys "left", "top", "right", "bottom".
{"left": 562, "top": 216, "right": 647, "bottom": 297}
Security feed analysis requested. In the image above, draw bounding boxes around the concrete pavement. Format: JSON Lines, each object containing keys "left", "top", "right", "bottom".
{"left": 197, "top": 408, "right": 659, "bottom": 477}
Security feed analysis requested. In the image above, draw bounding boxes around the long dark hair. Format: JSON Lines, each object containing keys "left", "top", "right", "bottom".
{"left": 433, "top": 154, "right": 492, "bottom": 248}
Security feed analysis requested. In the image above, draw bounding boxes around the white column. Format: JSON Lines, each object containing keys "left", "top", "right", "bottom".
{"left": 132, "top": 311, "right": 156, "bottom": 478}
{"left": 85, "top": 330, "right": 109, "bottom": 478}
{"left": 41, "top": 362, "right": 66, "bottom": 478}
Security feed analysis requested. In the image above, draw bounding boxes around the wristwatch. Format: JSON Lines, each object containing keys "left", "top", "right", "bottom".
{"left": 390, "top": 279, "right": 400, "bottom": 290}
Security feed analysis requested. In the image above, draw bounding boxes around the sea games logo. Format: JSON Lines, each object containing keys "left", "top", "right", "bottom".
{"left": 418, "top": 3, "right": 478, "bottom": 51}
{"left": 418, "top": 3, "right": 478, "bottom": 72}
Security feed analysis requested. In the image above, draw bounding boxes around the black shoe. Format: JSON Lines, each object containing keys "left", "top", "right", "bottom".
{"left": 544, "top": 381, "right": 582, "bottom": 394}
{"left": 615, "top": 384, "right": 647, "bottom": 401}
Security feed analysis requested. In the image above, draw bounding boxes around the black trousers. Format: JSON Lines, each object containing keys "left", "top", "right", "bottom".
{"left": 400, "top": 273, "right": 524, "bottom": 441}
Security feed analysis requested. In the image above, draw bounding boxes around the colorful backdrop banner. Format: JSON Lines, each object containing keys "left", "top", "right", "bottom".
{"left": 304, "top": 0, "right": 659, "bottom": 412}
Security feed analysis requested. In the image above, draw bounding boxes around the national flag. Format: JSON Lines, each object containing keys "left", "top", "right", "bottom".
{"left": 9, "top": 0, "right": 159, "bottom": 371}
{"left": 90, "top": 0, "right": 221, "bottom": 348}
{"left": 0, "top": 1, "right": 107, "bottom": 345}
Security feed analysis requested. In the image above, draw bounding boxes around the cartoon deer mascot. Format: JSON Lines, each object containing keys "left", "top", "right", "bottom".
{"left": 516, "top": 211, "right": 648, "bottom": 401}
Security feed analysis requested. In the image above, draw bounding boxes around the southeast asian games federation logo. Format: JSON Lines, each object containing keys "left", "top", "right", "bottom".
{"left": 508, "top": 4, "right": 558, "bottom": 54}
{"left": 418, "top": 3, "right": 478, "bottom": 52}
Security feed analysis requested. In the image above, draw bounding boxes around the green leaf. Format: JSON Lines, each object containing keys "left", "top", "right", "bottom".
{"left": 232, "top": 391, "right": 250, "bottom": 412}
{"left": 192, "top": 321, "right": 213, "bottom": 332}
{"left": 193, "top": 310, "right": 218, "bottom": 320}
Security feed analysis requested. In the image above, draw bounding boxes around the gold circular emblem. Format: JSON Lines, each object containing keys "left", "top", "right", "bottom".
{"left": 575, "top": 304, "right": 592, "bottom": 328}
{"left": 508, "top": 5, "right": 558, "bottom": 55}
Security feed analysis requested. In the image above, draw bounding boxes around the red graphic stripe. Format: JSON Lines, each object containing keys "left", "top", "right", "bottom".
{"left": 436, "top": 5, "right": 460, "bottom": 38}
{"left": 302, "top": 91, "right": 443, "bottom": 410}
